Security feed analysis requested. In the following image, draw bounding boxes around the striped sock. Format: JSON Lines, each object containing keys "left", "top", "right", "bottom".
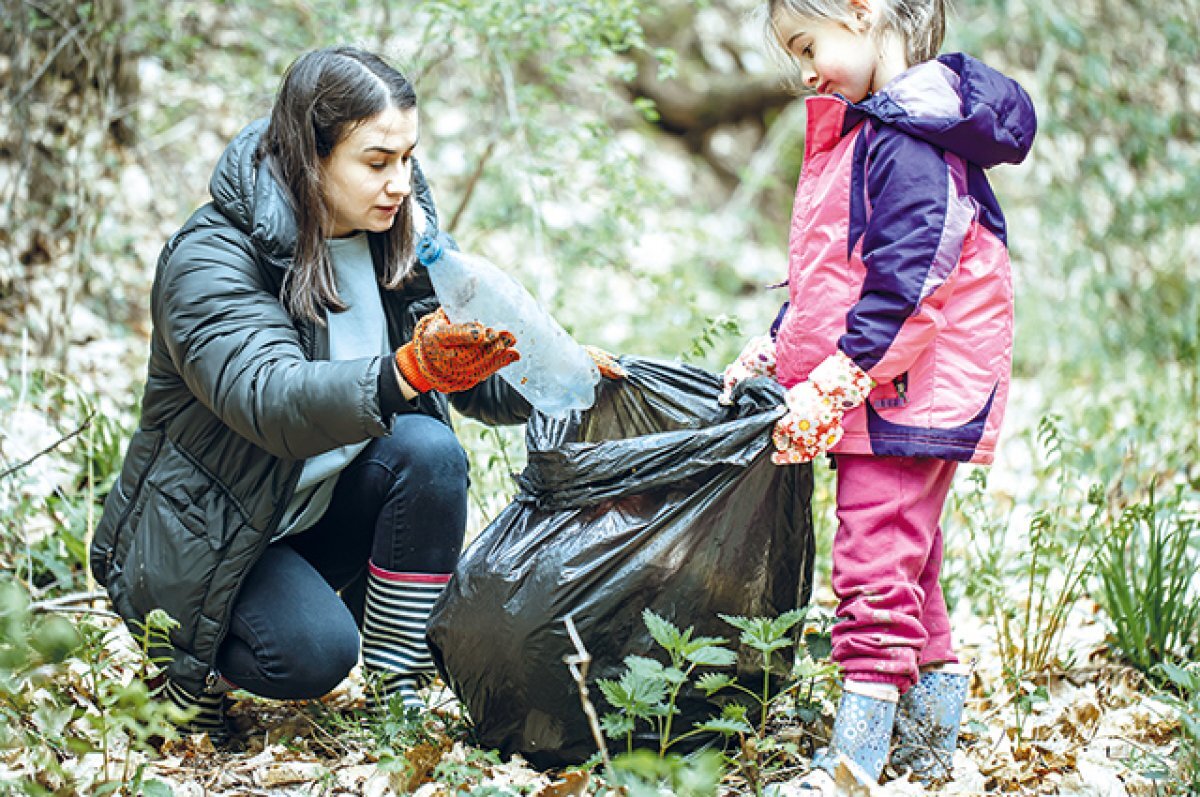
{"left": 361, "top": 563, "right": 450, "bottom": 712}
{"left": 161, "top": 678, "right": 229, "bottom": 740}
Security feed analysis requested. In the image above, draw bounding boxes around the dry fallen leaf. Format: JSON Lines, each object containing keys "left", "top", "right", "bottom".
{"left": 398, "top": 740, "right": 452, "bottom": 792}
{"left": 258, "top": 759, "right": 326, "bottom": 787}
{"left": 534, "top": 769, "right": 591, "bottom": 797}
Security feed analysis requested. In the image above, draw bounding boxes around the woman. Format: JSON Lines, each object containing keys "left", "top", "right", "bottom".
{"left": 90, "top": 45, "right": 614, "bottom": 739}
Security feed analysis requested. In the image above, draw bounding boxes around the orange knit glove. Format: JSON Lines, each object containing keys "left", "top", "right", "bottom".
{"left": 584, "top": 345, "right": 626, "bottom": 379}
{"left": 395, "top": 308, "right": 520, "bottom": 393}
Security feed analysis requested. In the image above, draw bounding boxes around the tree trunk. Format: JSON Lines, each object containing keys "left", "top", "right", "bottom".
{"left": 0, "top": 0, "right": 139, "bottom": 361}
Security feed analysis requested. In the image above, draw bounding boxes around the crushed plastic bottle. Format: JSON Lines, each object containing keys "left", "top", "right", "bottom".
{"left": 417, "top": 233, "right": 600, "bottom": 417}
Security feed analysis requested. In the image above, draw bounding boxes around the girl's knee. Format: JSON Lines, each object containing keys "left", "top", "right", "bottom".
{"left": 289, "top": 623, "right": 361, "bottom": 697}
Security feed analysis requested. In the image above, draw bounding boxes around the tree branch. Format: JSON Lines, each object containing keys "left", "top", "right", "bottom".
{"left": 564, "top": 615, "right": 613, "bottom": 775}
{"left": 31, "top": 590, "right": 116, "bottom": 618}
{"left": 625, "top": 65, "right": 796, "bottom": 147}
{"left": 446, "top": 139, "right": 497, "bottom": 235}
{"left": 0, "top": 412, "right": 94, "bottom": 482}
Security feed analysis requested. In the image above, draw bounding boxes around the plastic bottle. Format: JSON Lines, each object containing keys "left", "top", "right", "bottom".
{"left": 417, "top": 233, "right": 600, "bottom": 417}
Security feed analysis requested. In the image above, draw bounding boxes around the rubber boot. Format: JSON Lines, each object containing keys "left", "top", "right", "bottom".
{"left": 360, "top": 564, "right": 449, "bottom": 712}
{"left": 890, "top": 663, "right": 970, "bottom": 784}
{"left": 161, "top": 678, "right": 231, "bottom": 743}
{"left": 805, "top": 680, "right": 899, "bottom": 788}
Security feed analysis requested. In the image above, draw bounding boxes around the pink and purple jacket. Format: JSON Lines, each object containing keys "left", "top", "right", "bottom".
{"left": 774, "top": 53, "right": 1037, "bottom": 464}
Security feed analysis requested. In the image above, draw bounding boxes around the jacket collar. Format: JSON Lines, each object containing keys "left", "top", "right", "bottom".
{"left": 801, "top": 53, "right": 1037, "bottom": 169}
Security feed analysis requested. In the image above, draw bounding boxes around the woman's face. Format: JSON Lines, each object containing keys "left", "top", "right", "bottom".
{"left": 322, "top": 105, "right": 419, "bottom": 238}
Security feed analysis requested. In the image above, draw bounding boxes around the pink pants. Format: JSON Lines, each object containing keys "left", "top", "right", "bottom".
{"left": 831, "top": 454, "right": 959, "bottom": 691}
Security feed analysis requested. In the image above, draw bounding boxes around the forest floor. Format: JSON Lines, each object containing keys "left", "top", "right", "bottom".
{"left": 3, "top": 583, "right": 1179, "bottom": 797}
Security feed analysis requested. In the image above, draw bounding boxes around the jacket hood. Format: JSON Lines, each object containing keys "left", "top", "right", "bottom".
{"left": 856, "top": 52, "right": 1037, "bottom": 168}
{"left": 208, "top": 118, "right": 297, "bottom": 262}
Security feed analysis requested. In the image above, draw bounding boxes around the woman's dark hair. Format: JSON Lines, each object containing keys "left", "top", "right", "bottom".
{"left": 260, "top": 46, "right": 418, "bottom": 323}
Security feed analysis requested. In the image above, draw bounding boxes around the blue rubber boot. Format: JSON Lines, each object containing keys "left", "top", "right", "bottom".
{"left": 890, "top": 663, "right": 970, "bottom": 784}
{"left": 809, "top": 680, "right": 899, "bottom": 784}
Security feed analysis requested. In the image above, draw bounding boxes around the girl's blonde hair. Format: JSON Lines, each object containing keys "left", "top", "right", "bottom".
{"left": 765, "top": 0, "right": 947, "bottom": 79}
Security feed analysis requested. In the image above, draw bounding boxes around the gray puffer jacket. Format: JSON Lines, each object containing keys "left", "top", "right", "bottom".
{"left": 90, "top": 119, "right": 529, "bottom": 694}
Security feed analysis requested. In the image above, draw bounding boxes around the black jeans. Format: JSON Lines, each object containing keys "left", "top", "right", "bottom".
{"left": 214, "top": 413, "right": 469, "bottom": 699}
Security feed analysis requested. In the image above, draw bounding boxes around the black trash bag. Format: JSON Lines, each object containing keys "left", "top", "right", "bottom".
{"left": 427, "top": 356, "right": 814, "bottom": 769}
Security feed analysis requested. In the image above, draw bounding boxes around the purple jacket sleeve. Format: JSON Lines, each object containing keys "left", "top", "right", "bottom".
{"left": 838, "top": 126, "right": 973, "bottom": 382}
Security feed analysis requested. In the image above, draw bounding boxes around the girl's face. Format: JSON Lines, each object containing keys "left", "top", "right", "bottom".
{"left": 774, "top": 8, "right": 879, "bottom": 103}
{"left": 322, "top": 106, "right": 419, "bottom": 239}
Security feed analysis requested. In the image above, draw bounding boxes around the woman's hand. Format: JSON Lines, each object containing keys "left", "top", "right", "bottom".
{"left": 585, "top": 345, "right": 626, "bottom": 379}
{"left": 395, "top": 308, "right": 520, "bottom": 393}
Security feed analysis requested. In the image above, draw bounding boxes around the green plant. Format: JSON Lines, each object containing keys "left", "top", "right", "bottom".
{"left": 1, "top": 365, "right": 133, "bottom": 597}
{"left": 430, "top": 746, "right": 508, "bottom": 794}
{"left": 1004, "top": 419, "right": 1100, "bottom": 675}
{"left": 705, "top": 612, "right": 838, "bottom": 792}
{"left": 712, "top": 610, "right": 806, "bottom": 736}
{"left": 597, "top": 608, "right": 739, "bottom": 755}
{"left": 1094, "top": 485, "right": 1200, "bottom": 675}
{"left": 77, "top": 608, "right": 182, "bottom": 794}
{"left": 457, "top": 418, "right": 525, "bottom": 537}
{"left": 1154, "top": 661, "right": 1200, "bottom": 796}
{"left": 787, "top": 613, "right": 837, "bottom": 727}
{"left": 598, "top": 608, "right": 841, "bottom": 795}
{"left": 686, "top": 314, "right": 742, "bottom": 362}
{"left": 0, "top": 585, "right": 178, "bottom": 795}
{"left": 609, "top": 748, "right": 724, "bottom": 797}
{"left": 1, "top": 581, "right": 85, "bottom": 795}
{"left": 950, "top": 416, "right": 1103, "bottom": 742}
{"left": 304, "top": 675, "right": 451, "bottom": 785}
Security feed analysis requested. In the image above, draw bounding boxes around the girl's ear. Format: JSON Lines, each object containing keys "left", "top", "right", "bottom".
{"left": 848, "top": 0, "right": 873, "bottom": 27}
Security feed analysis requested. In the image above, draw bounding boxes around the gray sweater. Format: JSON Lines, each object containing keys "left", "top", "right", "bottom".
{"left": 277, "top": 233, "right": 388, "bottom": 537}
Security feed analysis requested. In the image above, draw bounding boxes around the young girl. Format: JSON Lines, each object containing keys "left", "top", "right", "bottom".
{"left": 722, "top": 0, "right": 1035, "bottom": 789}
{"left": 89, "top": 45, "right": 617, "bottom": 742}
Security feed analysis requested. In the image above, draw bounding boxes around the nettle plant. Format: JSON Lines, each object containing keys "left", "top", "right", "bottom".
{"left": 0, "top": 586, "right": 180, "bottom": 796}
{"left": 598, "top": 609, "right": 740, "bottom": 756}
{"left": 597, "top": 608, "right": 839, "bottom": 787}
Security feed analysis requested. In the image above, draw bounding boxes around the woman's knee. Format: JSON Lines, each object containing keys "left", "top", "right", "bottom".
{"left": 282, "top": 621, "right": 361, "bottom": 698}
{"left": 383, "top": 415, "right": 469, "bottom": 489}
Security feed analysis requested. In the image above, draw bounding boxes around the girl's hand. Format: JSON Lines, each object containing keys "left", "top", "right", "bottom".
{"left": 719, "top": 335, "right": 777, "bottom": 405}
{"left": 395, "top": 308, "right": 520, "bottom": 393}
{"left": 771, "top": 382, "right": 845, "bottom": 464}
{"left": 770, "top": 351, "right": 874, "bottom": 465}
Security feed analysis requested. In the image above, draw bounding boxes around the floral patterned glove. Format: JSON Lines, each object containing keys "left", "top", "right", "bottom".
{"left": 718, "top": 335, "right": 777, "bottom": 405}
{"left": 771, "top": 351, "right": 874, "bottom": 465}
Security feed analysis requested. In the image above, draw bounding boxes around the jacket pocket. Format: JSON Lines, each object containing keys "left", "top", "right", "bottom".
{"left": 143, "top": 438, "right": 247, "bottom": 551}
{"left": 870, "top": 373, "right": 909, "bottom": 410}
{"left": 95, "top": 429, "right": 164, "bottom": 584}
